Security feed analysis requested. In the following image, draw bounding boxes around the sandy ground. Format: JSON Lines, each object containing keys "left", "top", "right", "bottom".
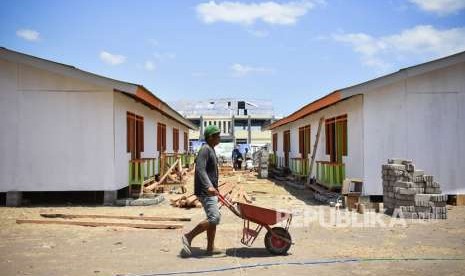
{"left": 1, "top": 171, "right": 465, "bottom": 276}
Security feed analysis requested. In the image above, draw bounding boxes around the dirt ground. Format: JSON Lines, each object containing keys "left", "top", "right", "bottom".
{"left": 1, "top": 171, "right": 465, "bottom": 276}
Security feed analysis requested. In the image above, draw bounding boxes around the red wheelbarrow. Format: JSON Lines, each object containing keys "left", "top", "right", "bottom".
{"left": 217, "top": 193, "right": 293, "bottom": 255}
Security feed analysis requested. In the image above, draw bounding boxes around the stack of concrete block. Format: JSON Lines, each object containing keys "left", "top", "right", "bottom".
{"left": 382, "top": 159, "right": 447, "bottom": 219}
{"left": 257, "top": 147, "right": 269, "bottom": 179}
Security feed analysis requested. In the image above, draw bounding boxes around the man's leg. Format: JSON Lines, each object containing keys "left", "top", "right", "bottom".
{"left": 185, "top": 219, "right": 209, "bottom": 244}
{"left": 206, "top": 223, "right": 216, "bottom": 252}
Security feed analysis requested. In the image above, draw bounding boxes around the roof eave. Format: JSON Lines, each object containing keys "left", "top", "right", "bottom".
{"left": 267, "top": 91, "right": 342, "bottom": 130}
{"left": 133, "top": 86, "right": 197, "bottom": 130}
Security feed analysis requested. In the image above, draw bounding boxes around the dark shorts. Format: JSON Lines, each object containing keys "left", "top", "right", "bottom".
{"left": 198, "top": 196, "right": 221, "bottom": 225}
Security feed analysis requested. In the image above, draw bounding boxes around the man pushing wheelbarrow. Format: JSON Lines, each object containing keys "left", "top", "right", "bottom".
{"left": 182, "top": 125, "right": 222, "bottom": 256}
{"left": 182, "top": 125, "right": 293, "bottom": 256}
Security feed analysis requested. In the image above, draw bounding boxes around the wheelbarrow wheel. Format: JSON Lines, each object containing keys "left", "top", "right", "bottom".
{"left": 264, "top": 227, "right": 291, "bottom": 255}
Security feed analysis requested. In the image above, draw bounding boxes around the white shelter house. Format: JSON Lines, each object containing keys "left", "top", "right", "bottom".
{"left": 0, "top": 48, "right": 196, "bottom": 206}
{"left": 268, "top": 51, "right": 465, "bottom": 199}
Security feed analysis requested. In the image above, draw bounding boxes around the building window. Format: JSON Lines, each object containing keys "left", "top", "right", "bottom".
{"left": 272, "top": 133, "right": 278, "bottom": 153}
{"left": 204, "top": 121, "right": 207, "bottom": 127}
{"left": 173, "top": 128, "right": 179, "bottom": 153}
{"left": 227, "top": 121, "right": 231, "bottom": 133}
{"left": 299, "top": 125, "right": 311, "bottom": 159}
{"left": 157, "top": 122, "right": 167, "bottom": 153}
{"left": 127, "top": 112, "right": 144, "bottom": 160}
{"left": 325, "top": 114, "right": 347, "bottom": 162}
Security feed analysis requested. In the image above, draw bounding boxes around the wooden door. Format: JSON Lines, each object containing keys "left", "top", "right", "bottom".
{"left": 283, "top": 130, "right": 290, "bottom": 167}
{"left": 127, "top": 112, "right": 144, "bottom": 160}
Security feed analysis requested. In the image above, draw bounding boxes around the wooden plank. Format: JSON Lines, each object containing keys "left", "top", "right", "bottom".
{"left": 16, "top": 219, "right": 183, "bottom": 229}
{"left": 456, "top": 195, "right": 465, "bottom": 206}
{"left": 40, "top": 213, "right": 191, "bottom": 222}
{"left": 448, "top": 195, "right": 465, "bottom": 206}
{"left": 144, "top": 159, "right": 179, "bottom": 192}
{"left": 307, "top": 117, "right": 325, "bottom": 185}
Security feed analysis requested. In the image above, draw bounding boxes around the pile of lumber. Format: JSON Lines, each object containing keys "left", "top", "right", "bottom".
{"left": 16, "top": 213, "right": 191, "bottom": 230}
{"left": 219, "top": 165, "right": 234, "bottom": 176}
{"left": 143, "top": 158, "right": 190, "bottom": 194}
{"left": 170, "top": 182, "right": 252, "bottom": 208}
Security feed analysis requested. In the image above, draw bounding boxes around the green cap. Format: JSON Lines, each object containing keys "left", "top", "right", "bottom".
{"left": 204, "top": 125, "right": 221, "bottom": 139}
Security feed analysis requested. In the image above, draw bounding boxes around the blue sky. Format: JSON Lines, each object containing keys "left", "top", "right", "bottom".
{"left": 1, "top": 0, "right": 465, "bottom": 116}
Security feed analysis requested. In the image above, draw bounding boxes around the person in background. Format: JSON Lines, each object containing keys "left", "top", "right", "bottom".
{"left": 232, "top": 145, "right": 243, "bottom": 170}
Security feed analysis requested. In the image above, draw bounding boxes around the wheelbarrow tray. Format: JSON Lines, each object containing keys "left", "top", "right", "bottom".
{"left": 237, "top": 202, "right": 291, "bottom": 226}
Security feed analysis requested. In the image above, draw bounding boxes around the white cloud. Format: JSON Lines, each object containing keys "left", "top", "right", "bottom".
{"left": 99, "top": 51, "right": 126, "bottom": 65}
{"left": 16, "top": 29, "right": 40, "bottom": 41}
{"left": 409, "top": 0, "right": 465, "bottom": 15}
{"left": 231, "top": 63, "right": 275, "bottom": 77}
{"left": 145, "top": 60, "right": 155, "bottom": 71}
{"left": 196, "top": 1, "right": 320, "bottom": 26}
{"left": 333, "top": 25, "right": 465, "bottom": 71}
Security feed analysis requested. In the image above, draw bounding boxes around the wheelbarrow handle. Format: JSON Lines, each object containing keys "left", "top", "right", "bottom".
{"left": 217, "top": 192, "right": 241, "bottom": 217}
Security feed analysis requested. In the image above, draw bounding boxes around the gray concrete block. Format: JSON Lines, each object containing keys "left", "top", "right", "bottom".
{"left": 382, "top": 164, "right": 406, "bottom": 171}
{"left": 423, "top": 175, "right": 433, "bottom": 182}
{"left": 388, "top": 158, "right": 412, "bottom": 165}
{"left": 413, "top": 170, "right": 425, "bottom": 177}
{"left": 425, "top": 188, "right": 442, "bottom": 194}
{"left": 430, "top": 194, "right": 447, "bottom": 202}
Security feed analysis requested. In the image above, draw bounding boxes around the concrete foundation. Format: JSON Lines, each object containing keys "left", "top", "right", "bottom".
{"left": 103, "top": 190, "right": 117, "bottom": 206}
{"left": 6, "top": 191, "right": 22, "bottom": 207}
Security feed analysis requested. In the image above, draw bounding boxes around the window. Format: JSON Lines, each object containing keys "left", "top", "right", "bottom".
{"left": 184, "top": 132, "right": 188, "bottom": 152}
{"left": 127, "top": 112, "right": 144, "bottom": 159}
{"left": 283, "top": 130, "right": 290, "bottom": 153}
{"left": 325, "top": 115, "right": 347, "bottom": 162}
{"left": 173, "top": 128, "right": 179, "bottom": 153}
{"left": 272, "top": 133, "right": 278, "bottom": 152}
{"left": 157, "top": 123, "right": 166, "bottom": 153}
{"left": 299, "top": 125, "right": 311, "bottom": 159}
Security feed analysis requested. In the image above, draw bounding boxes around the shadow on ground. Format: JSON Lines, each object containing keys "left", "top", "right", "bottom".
{"left": 226, "top": 247, "right": 292, "bottom": 258}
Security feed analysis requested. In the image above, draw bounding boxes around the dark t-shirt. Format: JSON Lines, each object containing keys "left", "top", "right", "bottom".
{"left": 194, "top": 144, "right": 219, "bottom": 197}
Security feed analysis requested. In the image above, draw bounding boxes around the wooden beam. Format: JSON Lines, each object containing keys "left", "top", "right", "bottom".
{"left": 144, "top": 158, "right": 179, "bottom": 192}
{"left": 40, "top": 213, "right": 191, "bottom": 222}
{"left": 16, "top": 219, "right": 183, "bottom": 229}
